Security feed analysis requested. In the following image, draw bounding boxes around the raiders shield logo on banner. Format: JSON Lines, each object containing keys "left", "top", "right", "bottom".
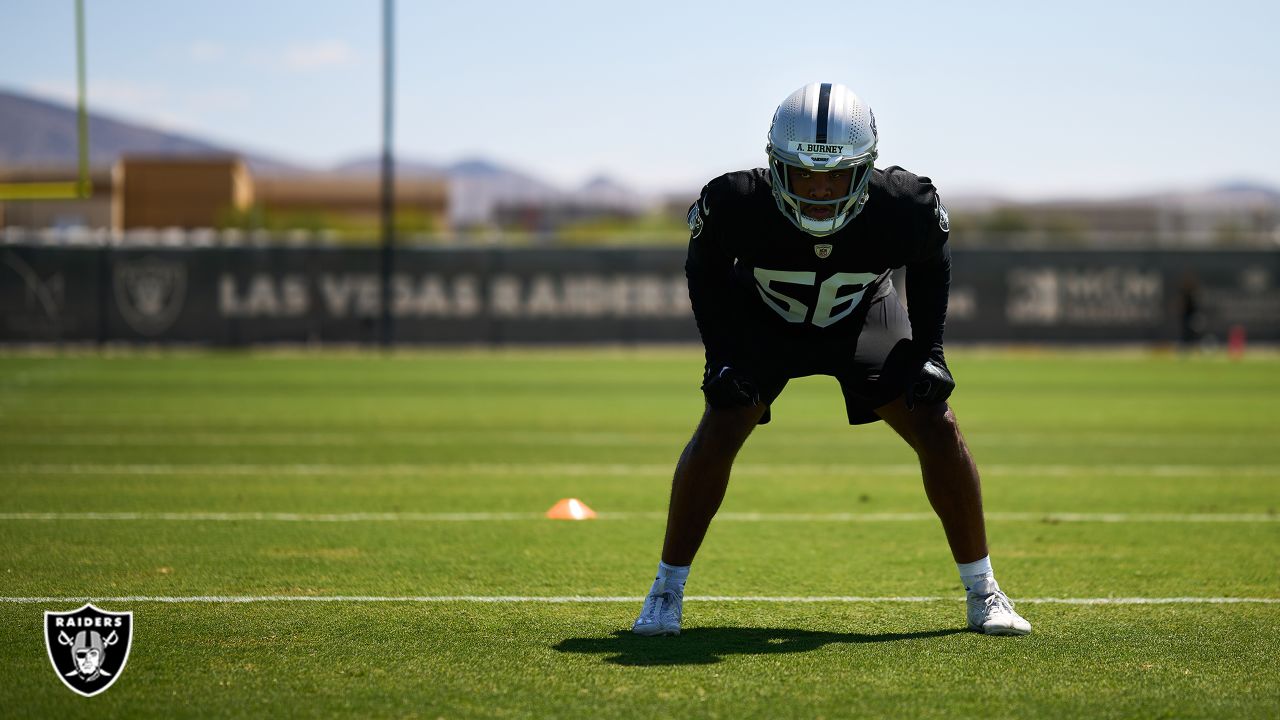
{"left": 113, "top": 256, "right": 187, "bottom": 336}
{"left": 45, "top": 603, "right": 133, "bottom": 697}
{"left": 814, "top": 244, "right": 833, "bottom": 259}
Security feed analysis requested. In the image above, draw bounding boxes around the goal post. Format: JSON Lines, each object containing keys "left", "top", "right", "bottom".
{"left": 0, "top": 0, "right": 90, "bottom": 201}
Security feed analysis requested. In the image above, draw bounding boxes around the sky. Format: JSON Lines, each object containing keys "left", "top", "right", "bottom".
{"left": 2, "top": 1, "right": 1278, "bottom": 198}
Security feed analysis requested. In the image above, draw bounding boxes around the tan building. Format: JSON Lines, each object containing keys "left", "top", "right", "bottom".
{"left": 113, "top": 155, "right": 253, "bottom": 230}
{"left": 2, "top": 155, "right": 449, "bottom": 237}
{"left": 253, "top": 174, "right": 448, "bottom": 231}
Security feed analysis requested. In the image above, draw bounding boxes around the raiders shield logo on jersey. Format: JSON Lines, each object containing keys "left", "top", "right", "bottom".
{"left": 814, "top": 244, "right": 833, "bottom": 259}
{"left": 687, "top": 203, "right": 705, "bottom": 239}
{"left": 45, "top": 603, "right": 134, "bottom": 697}
{"left": 935, "top": 197, "right": 950, "bottom": 233}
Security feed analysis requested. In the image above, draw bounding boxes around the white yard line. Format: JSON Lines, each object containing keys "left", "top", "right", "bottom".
{"left": 0, "top": 595, "right": 1275, "bottom": 605}
{"left": 3, "top": 463, "right": 1278, "bottom": 478}
{"left": 0, "top": 511, "right": 1275, "bottom": 523}
{"left": 715, "top": 511, "right": 1280, "bottom": 522}
{"left": 1, "top": 431, "right": 1273, "bottom": 448}
{"left": 0, "top": 463, "right": 678, "bottom": 477}
{"left": 0, "top": 511, "right": 553, "bottom": 522}
{"left": 0, "top": 432, "right": 687, "bottom": 447}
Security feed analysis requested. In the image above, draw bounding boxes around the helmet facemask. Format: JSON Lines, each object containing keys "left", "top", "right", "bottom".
{"left": 765, "top": 82, "right": 879, "bottom": 237}
{"left": 767, "top": 153, "right": 876, "bottom": 236}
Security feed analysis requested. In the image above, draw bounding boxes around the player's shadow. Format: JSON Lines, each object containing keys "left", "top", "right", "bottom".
{"left": 553, "top": 626, "right": 967, "bottom": 666}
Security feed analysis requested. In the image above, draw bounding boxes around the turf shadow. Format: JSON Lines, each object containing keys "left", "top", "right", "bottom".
{"left": 553, "top": 626, "right": 967, "bottom": 666}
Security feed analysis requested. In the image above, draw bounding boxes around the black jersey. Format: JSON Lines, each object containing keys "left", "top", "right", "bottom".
{"left": 685, "top": 165, "right": 951, "bottom": 371}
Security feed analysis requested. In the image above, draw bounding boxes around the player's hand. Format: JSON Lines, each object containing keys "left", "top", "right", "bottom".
{"left": 905, "top": 358, "right": 954, "bottom": 410}
{"left": 702, "top": 366, "right": 761, "bottom": 408}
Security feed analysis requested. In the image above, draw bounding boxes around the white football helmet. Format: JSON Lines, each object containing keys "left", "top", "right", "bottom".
{"left": 766, "top": 82, "right": 878, "bottom": 236}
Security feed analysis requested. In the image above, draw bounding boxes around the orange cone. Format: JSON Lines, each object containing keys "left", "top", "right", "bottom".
{"left": 546, "top": 498, "right": 597, "bottom": 520}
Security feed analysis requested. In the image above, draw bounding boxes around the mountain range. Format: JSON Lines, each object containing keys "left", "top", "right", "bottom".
{"left": 0, "top": 88, "right": 301, "bottom": 175}
{"left": 2, "top": 87, "right": 1277, "bottom": 219}
{"left": 0, "top": 88, "right": 651, "bottom": 223}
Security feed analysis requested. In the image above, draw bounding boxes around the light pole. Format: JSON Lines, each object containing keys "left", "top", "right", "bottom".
{"left": 379, "top": 0, "right": 396, "bottom": 347}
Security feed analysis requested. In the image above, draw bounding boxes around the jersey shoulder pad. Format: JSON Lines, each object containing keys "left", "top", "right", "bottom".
{"left": 872, "top": 166, "right": 949, "bottom": 240}
{"left": 701, "top": 169, "right": 764, "bottom": 210}
{"left": 688, "top": 169, "right": 766, "bottom": 238}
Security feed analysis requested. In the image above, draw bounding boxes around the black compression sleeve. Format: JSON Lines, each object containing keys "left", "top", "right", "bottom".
{"left": 905, "top": 241, "right": 950, "bottom": 364}
{"left": 685, "top": 226, "right": 743, "bottom": 370}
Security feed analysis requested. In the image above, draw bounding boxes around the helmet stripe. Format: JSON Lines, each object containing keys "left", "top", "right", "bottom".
{"left": 814, "top": 83, "right": 832, "bottom": 143}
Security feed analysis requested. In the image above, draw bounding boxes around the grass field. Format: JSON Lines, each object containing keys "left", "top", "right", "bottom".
{"left": 1, "top": 348, "right": 1278, "bottom": 718}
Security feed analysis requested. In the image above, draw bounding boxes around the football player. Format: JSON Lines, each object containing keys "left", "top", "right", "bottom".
{"left": 633, "top": 82, "right": 1031, "bottom": 637}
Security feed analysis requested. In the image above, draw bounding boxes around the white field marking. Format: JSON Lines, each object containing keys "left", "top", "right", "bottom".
{"left": 0, "top": 511, "right": 1275, "bottom": 523}
{"left": 0, "top": 595, "right": 1276, "bottom": 605}
{"left": 0, "top": 511, "right": 551, "bottom": 522}
{"left": 0, "top": 462, "right": 675, "bottom": 477}
{"left": 1, "top": 430, "right": 1275, "bottom": 448}
{"left": 3, "top": 463, "right": 1279, "bottom": 478}
{"left": 0, "top": 431, "right": 686, "bottom": 447}
{"left": 711, "top": 512, "right": 1280, "bottom": 523}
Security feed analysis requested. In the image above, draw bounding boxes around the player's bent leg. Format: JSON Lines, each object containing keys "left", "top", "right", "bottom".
{"left": 875, "top": 397, "right": 1032, "bottom": 635}
{"left": 661, "top": 402, "right": 766, "bottom": 566}
{"left": 875, "top": 397, "right": 987, "bottom": 563}
{"left": 634, "top": 403, "right": 765, "bottom": 637}
{"left": 874, "top": 396, "right": 983, "bottom": 538}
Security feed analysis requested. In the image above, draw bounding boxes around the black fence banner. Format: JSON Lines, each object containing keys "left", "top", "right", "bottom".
{"left": 3, "top": 246, "right": 1277, "bottom": 345}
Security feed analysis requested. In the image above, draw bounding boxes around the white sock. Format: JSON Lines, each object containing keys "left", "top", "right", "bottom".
{"left": 957, "top": 555, "right": 996, "bottom": 593}
{"left": 652, "top": 561, "right": 690, "bottom": 593}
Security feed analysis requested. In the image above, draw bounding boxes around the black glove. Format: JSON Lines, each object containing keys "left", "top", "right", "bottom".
{"left": 905, "top": 358, "right": 955, "bottom": 410}
{"left": 701, "top": 366, "right": 761, "bottom": 408}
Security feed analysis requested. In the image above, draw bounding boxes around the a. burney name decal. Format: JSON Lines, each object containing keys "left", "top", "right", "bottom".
{"left": 787, "top": 141, "right": 858, "bottom": 155}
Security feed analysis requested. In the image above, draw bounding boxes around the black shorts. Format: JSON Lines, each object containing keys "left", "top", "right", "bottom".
{"left": 737, "top": 286, "right": 916, "bottom": 426}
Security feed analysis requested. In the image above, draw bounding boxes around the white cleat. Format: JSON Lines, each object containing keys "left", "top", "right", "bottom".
{"left": 632, "top": 577, "right": 683, "bottom": 636}
{"left": 967, "top": 578, "right": 1032, "bottom": 636}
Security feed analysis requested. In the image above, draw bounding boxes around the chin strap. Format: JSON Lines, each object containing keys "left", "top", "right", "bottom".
{"left": 799, "top": 212, "right": 848, "bottom": 236}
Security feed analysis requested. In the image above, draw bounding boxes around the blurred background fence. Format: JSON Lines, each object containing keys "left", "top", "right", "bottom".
{"left": 3, "top": 234, "right": 1276, "bottom": 346}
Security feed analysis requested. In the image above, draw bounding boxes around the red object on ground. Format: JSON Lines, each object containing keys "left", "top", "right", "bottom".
{"left": 1228, "top": 324, "right": 1246, "bottom": 359}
